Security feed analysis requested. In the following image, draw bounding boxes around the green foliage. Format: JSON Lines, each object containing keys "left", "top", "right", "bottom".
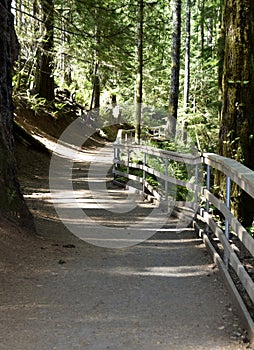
{"left": 246, "top": 226, "right": 254, "bottom": 237}
{"left": 13, "top": 0, "right": 222, "bottom": 152}
{"left": 146, "top": 138, "right": 198, "bottom": 201}
{"left": 28, "top": 96, "right": 48, "bottom": 112}
{"left": 13, "top": 92, "right": 48, "bottom": 112}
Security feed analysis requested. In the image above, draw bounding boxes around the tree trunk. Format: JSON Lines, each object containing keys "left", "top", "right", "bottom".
{"left": 217, "top": 0, "right": 225, "bottom": 121}
{"left": 218, "top": 0, "right": 254, "bottom": 227}
{"left": 166, "top": 0, "right": 181, "bottom": 138}
{"left": 90, "top": 3, "right": 101, "bottom": 112}
{"left": 93, "top": 74, "right": 100, "bottom": 110}
{"left": 34, "top": 0, "right": 55, "bottom": 101}
{"left": 0, "top": 0, "right": 35, "bottom": 230}
{"left": 200, "top": 0, "right": 205, "bottom": 59}
{"left": 135, "top": 0, "right": 143, "bottom": 144}
{"left": 183, "top": 0, "right": 191, "bottom": 112}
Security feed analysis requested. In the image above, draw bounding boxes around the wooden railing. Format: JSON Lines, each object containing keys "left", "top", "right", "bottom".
{"left": 115, "top": 128, "right": 135, "bottom": 144}
{"left": 113, "top": 141, "right": 201, "bottom": 206}
{"left": 115, "top": 126, "right": 167, "bottom": 144}
{"left": 113, "top": 129, "right": 254, "bottom": 327}
{"left": 201, "top": 153, "right": 254, "bottom": 305}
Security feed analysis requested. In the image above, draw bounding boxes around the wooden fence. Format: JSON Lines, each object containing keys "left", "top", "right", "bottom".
{"left": 113, "top": 129, "right": 254, "bottom": 338}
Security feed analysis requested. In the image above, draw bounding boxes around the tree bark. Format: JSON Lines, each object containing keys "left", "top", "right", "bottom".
{"left": 0, "top": 0, "right": 35, "bottom": 230}
{"left": 90, "top": 3, "right": 101, "bottom": 112}
{"left": 166, "top": 0, "right": 181, "bottom": 138}
{"left": 34, "top": 0, "right": 55, "bottom": 101}
{"left": 135, "top": 0, "right": 143, "bottom": 144}
{"left": 183, "top": 0, "right": 191, "bottom": 112}
{"left": 218, "top": 0, "right": 254, "bottom": 226}
{"left": 200, "top": 0, "right": 205, "bottom": 59}
{"left": 217, "top": 0, "right": 225, "bottom": 121}
{"left": 93, "top": 71, "right": 100, "bottom": 110}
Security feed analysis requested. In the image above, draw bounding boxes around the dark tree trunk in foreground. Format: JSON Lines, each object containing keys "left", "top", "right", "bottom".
{"left": 0, "top": 0, "right": 35, "bottom": 230}
{"left": 166, "top": 0, "right": 181, "bottom": 138}
{"left": 218, "top": 0, "right": 254, "bottom": 226}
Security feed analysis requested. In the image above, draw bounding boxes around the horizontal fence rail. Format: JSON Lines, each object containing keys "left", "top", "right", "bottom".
{"left": 113, "top": 129, "right": 254, "bottom": 327}
{"left": 203, "top": 153, "right": 254, "bottom": 198}
{"left": 202, "top": 153, "right": 254, "bottom": 306}
{"left": 113, "top": 133, "right": 202, "bottom": 211}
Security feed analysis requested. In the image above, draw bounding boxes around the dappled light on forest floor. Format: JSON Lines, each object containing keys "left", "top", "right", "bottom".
{"left": 103, "top": 264, "right": 211, "bottom": 278}
{"left": 33, "top": 133, "right": 108, "bottom": 161}
{"left": 2, "top": 142, "right": 248, "bottom": 350}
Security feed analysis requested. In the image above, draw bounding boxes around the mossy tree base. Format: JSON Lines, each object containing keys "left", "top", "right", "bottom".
{"left": 218, "top": 0, "right": 254, "bottom": 226}
{"left": 0, "top": 0, "right": 35, "bottom": 232}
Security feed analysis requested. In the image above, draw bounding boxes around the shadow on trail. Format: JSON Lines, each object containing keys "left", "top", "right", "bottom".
{"left": 12, "top": 138, "right": 248, "bottom": 350}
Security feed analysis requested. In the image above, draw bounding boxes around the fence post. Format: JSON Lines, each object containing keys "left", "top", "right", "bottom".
{"left": 224, "top": 176, "right": 231, "bottom": 268}
{"left": 113, "top": 145, "right": 119, "bottom": 180}
{"left": 114, "top": 131, "right": 122, "bottom": 179}
{"left": 165, "top": 158, "right": 169, "bottom": 201}
{"left": 116, "top": 129, "right": 122, "bottom": 144}
{"left": 206, "top": 164, "right": 211, "bottom": 213}
{"left": 143, "top": 152, "right": 146, "bottom": 194}
{"left": 225, "top": 176, "right": 231, "bottom": 240}
{"left": 194, "top": 163, "right": 199, "bottom": 208}
{"left": 205, "top": 164, "right": 211, "bottom": 234}
{"left": 127, "top": 148, "right": 130, "bottom": 175}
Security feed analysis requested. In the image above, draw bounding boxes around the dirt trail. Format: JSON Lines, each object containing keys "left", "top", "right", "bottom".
{"left": 0, "top": 139, "right": 252, "bottom": 349}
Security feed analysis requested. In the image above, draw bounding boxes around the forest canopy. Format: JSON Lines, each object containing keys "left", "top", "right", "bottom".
{"left": 0, "top": 0, "right": 252, "bottom": 226}
{"left": 12, "top": 0, "right": 222, "bottom": 152}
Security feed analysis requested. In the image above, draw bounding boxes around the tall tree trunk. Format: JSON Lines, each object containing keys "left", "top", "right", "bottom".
{"left": 217, "top": 0, "right": 225, "bottom": 121}
{"left": 0, "top": 0, "right": 35, "bottom": 230}
{"left": 218, "top": 0, "right": 254, "bottom": 226}
{"left": 90, "top": 62, "right": 100, "bottom": 111}
{"left": 135, "top": 0, "right": 143, "bottom": 144}
{"left": 166, "top": 0, "right": 181, "bottom": 138}
{"left": 200, "top": 0, "right": 205, "bottom": 59}
{"left": 34, "top": 0, "right": 55, "bottom": 101}
{"left": 90, "top": 4, "right": 100, "bottom": 112}
{"left": 93, "top": 72, "right": 100, "bottom": 110}
{"left": 183, "top": 0, "right": 191, "bottom": 112}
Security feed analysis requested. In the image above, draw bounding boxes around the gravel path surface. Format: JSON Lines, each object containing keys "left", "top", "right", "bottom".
{"left": 0, "top": 142, "right": 252, "bottom": 349}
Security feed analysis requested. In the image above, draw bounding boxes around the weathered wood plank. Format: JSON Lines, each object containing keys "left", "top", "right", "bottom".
{"left": 114, "top": 143, "right": 202, "bottom": 164}
{"left": 203, "top": 153, "right": 254, "bottom": 199}
{"left": 202, "top": 212, "right": 254, "bottom": 304}
{"left": 203, "top": 189, "right": 254, "bottom": 257}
